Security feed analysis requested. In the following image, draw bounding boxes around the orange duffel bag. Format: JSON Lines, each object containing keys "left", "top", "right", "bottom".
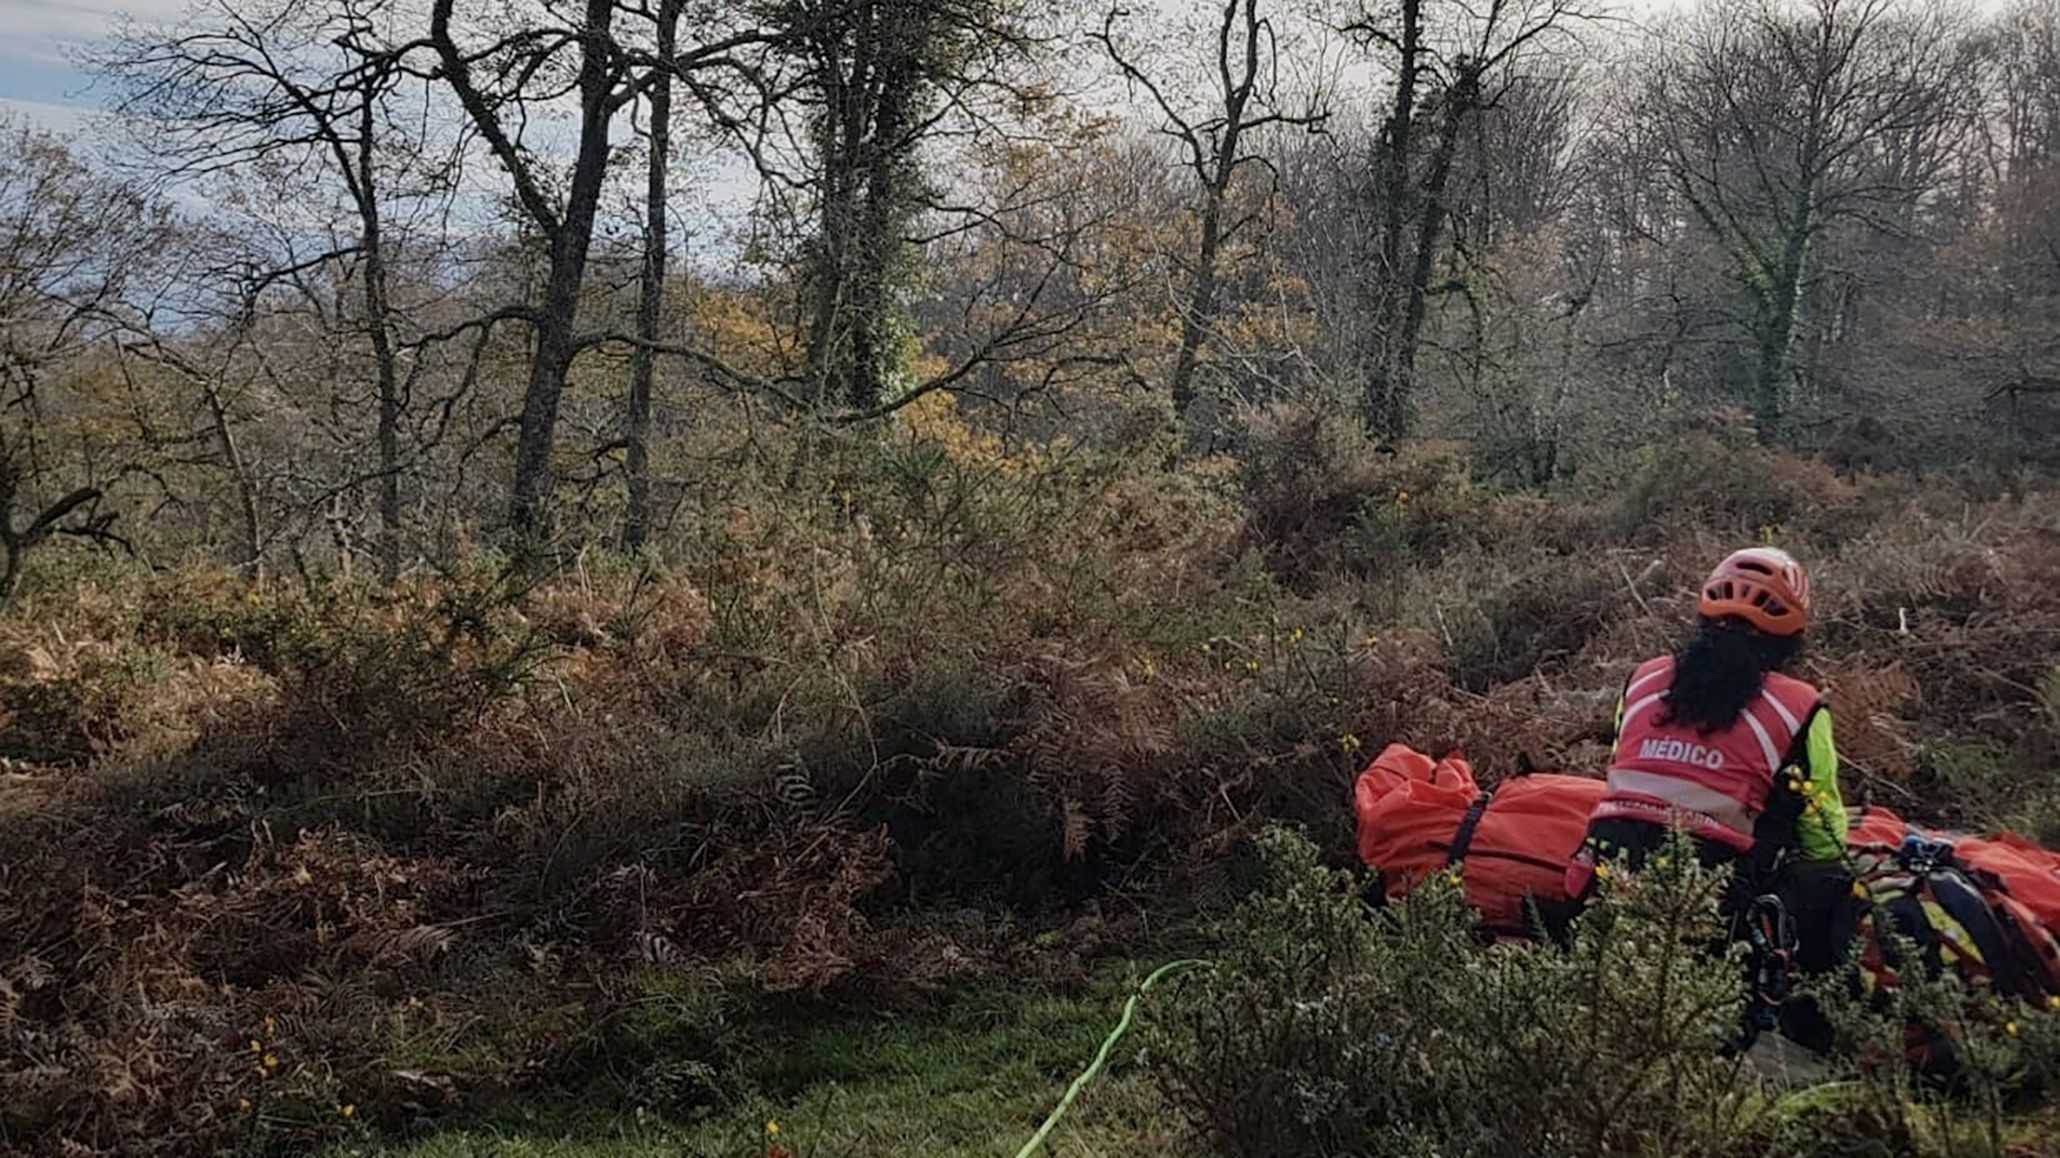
{"left": 1353, "top": 744, "right": 1604, "bottom": 936}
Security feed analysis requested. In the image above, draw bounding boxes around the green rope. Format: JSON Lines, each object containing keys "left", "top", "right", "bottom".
{"left": 1012, "top": 958, "right": 1214, "bottom": 1158}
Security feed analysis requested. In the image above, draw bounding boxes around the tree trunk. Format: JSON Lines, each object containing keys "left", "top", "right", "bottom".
{"left": 371, "top": 261, "right": 401, "bottom": 582}
{"left": 1363, "top": 0, "right": 1424, "bottom": 437}
{"left": 805, "top": 162, "right": 854, "bottom": 405}
{"left": 0, "top": 458, "right": 21, "bottom": 603}
{"left": 357, "top": 92, "right": 403, "bottom": 583}
{"left": 508, "top": 0, "right": 618, "bottom": 544}
{"left": 1170, "top": 0, "right": 1256, "bottom": 423}
{"left": 1168, "top": 203, "right": 1223, "bottom": 419}
{"left": 801, "top": 0, "right": 924, "bottom": 414}
{"left": 0, "top": 480, "right": 104, "bottom": 603}
{"left": 200, "top": 375, "right": 264, "bottom": 578}
{"left": 1391, "top": 71, "right": 1476, "bottom": 416}
{"left": 804, "top": 2, "right": 870, "bottom": 408}
{"left": 625, "top": 0, "right": 679, "bottom": 553}
{"left": 845, "top": 12, "right": 920, "bottom": 413}
{"left": 1753, "top": 185, "right": 1815, "bottom": 435}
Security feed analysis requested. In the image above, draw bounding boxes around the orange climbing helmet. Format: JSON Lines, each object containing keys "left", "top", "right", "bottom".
{"left": 1700, "top": 547, "right": 1810, "bottom": 636}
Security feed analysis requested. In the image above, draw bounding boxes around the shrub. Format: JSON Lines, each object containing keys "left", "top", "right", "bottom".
{"left": 1435, "top": 559, "right": 1631, "bottom": 693}
{"left": 1800, "top": 924, "right": 2060, "bottom": 1157}
{"left": 1602, "top": 436, "right": 1857, "bottom": 544}
{"left": 0, "top": 640, "right": 141, "bottom": 764}
{"left": 1234, "top": 403, "right": 1487, "bottom": 587}
{"left": 185, "top": 573, "right": 555, "bottom": 786}
{"left": 1147, "top": 828, "right": 1766, "bottom": 1158}
{"left": 12, "top": 426, "right": 2060, "bottom": 1155}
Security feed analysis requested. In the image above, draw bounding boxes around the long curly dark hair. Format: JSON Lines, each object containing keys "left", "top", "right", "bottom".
{"left": 1660, "top": 616, "right": 1804, "bottom": 733}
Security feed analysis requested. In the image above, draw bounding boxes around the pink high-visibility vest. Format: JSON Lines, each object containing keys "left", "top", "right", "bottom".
{"left": 1594, "top": 656, "right": 1821, "bottom": 852}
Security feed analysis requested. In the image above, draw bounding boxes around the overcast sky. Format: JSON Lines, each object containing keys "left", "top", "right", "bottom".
{"left": 0, "top": 0, "right": 2009, "bottom": 138}
{"left": 0, "top": 0, "right": 183, "bottom": 131}
{"left": 0, "top": 0, "right": 1690, "bottom": 136}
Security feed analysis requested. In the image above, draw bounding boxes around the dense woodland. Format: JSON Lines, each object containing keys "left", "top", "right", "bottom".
{"left": 5, "top": 0, "right": 2060, "bottom": 1154}
{"left": 0, "top": 0, "right": 2050, "bottom": 583}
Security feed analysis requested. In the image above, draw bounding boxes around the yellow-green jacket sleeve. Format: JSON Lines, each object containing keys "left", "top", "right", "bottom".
{"left": 1793, "top": 709, "right": 1848, "bottom": 861}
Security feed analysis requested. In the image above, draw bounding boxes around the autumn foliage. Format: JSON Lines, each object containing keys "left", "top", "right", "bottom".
{"left": 4, "top": 415, "right": 2060, "bottom": 1153}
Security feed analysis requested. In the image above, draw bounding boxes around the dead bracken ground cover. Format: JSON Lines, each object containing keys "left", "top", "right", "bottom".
{"left": 5, "top": 423, "right": 2060, "bottom": 1155}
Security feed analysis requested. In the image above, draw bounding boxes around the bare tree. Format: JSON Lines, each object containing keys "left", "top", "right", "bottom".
{"left": 1345, "top": 0, "right": 1587, "bottom": 436}
{"left": 1439, "top": 71, "right": 1591, "bottom": 483}
{"left": 757, "top": 0, "right": 1051, "bottom": 412}
{"left": 426, "top": 0, "right": 627, "bottom": 545}
{"left": 421, "top": 0, "right": 779, "bottom": 546}
{"left": 103, "top": 0, "right": 435, "bottom": 581}
{"left": 114, "top": 329, "right": 268, "bottom": 577}
{"left": 1096, "top": 0, "right": 1325, "bottom": 425}
{"left": 1984, "top": 0, "right": 2060, "bottom": 183}
{"left": 1456, "top": 68, "right": 1581, "bottom": 248}
{"left": 0, "top": 126, "right": 166, "bottom": 599}
{"left": 1645, "top": 0, "right": 1970, "bottom": 431}
{"left": 624, "top": 0, "right": 687, "bottom": 552}
{"left": 1859, "top": 0, "right": 2060, "bottom": 460}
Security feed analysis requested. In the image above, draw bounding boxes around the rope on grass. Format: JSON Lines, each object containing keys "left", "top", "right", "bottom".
{"left": 1011, "top": 958, "right": 1214, "bottom": 1158}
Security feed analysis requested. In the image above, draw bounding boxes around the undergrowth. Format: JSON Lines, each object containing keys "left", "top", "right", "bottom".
{"left": 3, "top": 409, "right": 2060, "bottom": 1153}
{"left": 1147, "top": 829, "right": 1760, "bottom": 1158}
{"left": 1149, "top": 829, "right": 2060, "bottom": 1158}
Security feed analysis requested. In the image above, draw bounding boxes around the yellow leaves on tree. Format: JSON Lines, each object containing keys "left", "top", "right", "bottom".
{"left": 896, "top": 391, "right": 1019, "bottom": 471}
{"left": 688, "top": 283, "right": 789, "bottom": 381}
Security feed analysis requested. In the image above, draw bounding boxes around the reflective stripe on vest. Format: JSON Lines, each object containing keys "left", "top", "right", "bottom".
{"left": 1602, "top": 769, "right": 1757, "bottom": 838}
{"left": 1602, "top": 659, "right": 1819, "bottom": 848}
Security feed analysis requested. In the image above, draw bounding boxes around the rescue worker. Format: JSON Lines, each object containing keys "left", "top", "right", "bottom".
{"left": 1565, "top": 547, "right": 1847, "bottom": 897}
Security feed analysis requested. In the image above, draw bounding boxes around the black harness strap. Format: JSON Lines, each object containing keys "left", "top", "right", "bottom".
{"left": 1446, "top": 787, "right": 1499, "bottom": 868}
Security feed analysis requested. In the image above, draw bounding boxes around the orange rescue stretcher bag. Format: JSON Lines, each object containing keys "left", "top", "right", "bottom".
{"left": 1353, "top": 743, "right": 1604, "bottom": 937}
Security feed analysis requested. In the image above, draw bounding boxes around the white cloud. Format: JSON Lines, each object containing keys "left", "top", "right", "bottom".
{"left": 0, "top": 95, "right": 94, "bottom": 136}
{"left": 0, "top": 0, "right": 187, "bottom": 44}
{"left": 0, "top": 0, "right": 188, "bottom": 139}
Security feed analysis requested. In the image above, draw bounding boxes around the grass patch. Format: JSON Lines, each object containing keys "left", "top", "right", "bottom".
{"left": 339, "top": 967, "right": 1189, "bottom": 1158}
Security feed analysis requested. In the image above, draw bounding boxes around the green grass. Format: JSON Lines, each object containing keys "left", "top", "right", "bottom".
{"left": 336, "top": 967, "right": 1189, "bottom": 1158}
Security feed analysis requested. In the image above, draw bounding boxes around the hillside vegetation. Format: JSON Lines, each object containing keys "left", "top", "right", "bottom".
{"left": 4, "top": 0, "right": 2060, "bottom": 1149}
{"left": 5, "top": 411, "right": 2060, "bottom": 1154}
